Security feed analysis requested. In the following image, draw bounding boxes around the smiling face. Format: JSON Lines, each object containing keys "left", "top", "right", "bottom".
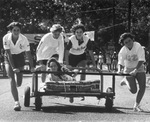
{"left": 52, "top": 31, "right": 61, "bottom": 39}
{"left": 49, "top": 62, "right": 58, "bottom": 71}
{"left": 123, "top": 37, "right": 134, "bottom": 49}
{"left": 11, "top": 26, "right": 21, "bottom": 37}
{"left": 75, "top": 28, "right": 84, "bottom": 40}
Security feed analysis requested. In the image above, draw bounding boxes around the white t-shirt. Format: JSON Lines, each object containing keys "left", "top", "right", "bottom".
{"left": 68, "top": 35, "right": 89, "bottom": 55}
{"left": 36, "top": 33, "right": 64, "bottom": 63}
{"left": 3, "top": 33, "right": 30, "bottom": 54}
{"left": 118, "top": 42, "right": 145, "bottom": 68}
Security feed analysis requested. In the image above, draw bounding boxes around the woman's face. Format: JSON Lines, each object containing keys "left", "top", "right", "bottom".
{"left": 123, "top": 37, "right": 134, "bottom": 49}
{"left": 49, "top": 62, "right": 58, "bottom": 71}
{"left": 75, "top": 28, "right": 84, "bottom": 40}
{"left": 52, "top": 31, "right": 61, "bottom": 39}
{"left": 11, "top": 26, "right": 20, "bottom": 37}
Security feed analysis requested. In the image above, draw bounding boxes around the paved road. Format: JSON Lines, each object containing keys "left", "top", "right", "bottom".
{"left": 0, "top": 72, "right": 150, "bottom": 122}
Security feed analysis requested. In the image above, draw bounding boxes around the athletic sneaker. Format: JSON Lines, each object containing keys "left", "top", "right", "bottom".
{"left": 14, "top": 103, "right": 21, "bottom": 111}
{"left": 133, "top": 106, "right": 143, "bottom": 112}
{"left": 120, "top": 77, "right": 127, "bottom": 86}
{"left": 120, "top": 80, "right": 126, "bottom": 86}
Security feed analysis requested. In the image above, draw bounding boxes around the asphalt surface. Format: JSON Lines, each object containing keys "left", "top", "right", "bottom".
{"left": 0, "top": 71, "right": 150, "bottom": 122}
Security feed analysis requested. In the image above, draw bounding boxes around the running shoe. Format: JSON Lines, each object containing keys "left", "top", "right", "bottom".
{"left": 14, "top": 103, "right": 21, "bottom": 111}
{"left": 133, "top": 106, "right": 143, "bottom": 112}
{"left": 120, "top": 80, "right": 126, "bottom": 86}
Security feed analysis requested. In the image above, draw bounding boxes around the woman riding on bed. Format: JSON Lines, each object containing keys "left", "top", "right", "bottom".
{"left": 46, "top": 57, "right": 84, "bottom": 102}
{"left": 47, "top": 58, "right": 76, "bottom": 81}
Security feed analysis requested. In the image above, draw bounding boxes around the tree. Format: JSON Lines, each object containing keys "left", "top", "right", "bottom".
{"left": 0, "top": 0, "right": 150, "bottom": 51}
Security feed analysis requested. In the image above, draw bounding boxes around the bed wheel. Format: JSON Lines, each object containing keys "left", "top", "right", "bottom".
{"left": 105, "top": 87, "right": 113, "bottom": 112}
{"left": 35, "top": 96, "right": 42, "bottom": 111}
{"left": 24, "top": 86, "right": 30, "bottom": 107}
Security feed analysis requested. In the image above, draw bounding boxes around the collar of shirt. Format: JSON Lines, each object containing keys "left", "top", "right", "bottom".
{"left": 7, "top": 33, "right": 23, "bottom": 45}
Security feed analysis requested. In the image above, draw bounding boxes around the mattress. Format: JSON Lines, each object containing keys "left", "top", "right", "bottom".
{"left": 44, "top": 80, "right": 100, "bottom": 92}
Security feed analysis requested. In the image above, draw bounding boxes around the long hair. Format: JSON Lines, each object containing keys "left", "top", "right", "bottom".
{"left": 47, "top": 58, "right": 61, "bottom": 72}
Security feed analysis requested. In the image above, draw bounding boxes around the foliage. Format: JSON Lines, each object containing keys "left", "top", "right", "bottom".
{"left": 0, "top": 0, "right": 150, "bottom": 50}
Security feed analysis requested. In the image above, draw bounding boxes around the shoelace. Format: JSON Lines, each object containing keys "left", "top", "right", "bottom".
{"left": 120, "top": 81, "right": 126, "bottom": 86}
{"left": 133, "top": 106, "right": 143, "bottom": 112}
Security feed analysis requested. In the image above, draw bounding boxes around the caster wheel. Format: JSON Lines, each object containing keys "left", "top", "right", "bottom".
{"left": 24, "top": 86, "right": 30, "bottom": 107}
{"left": 35, "top": 96, "right": 42, "bottom": 111}
{"left": 105, "top": 87, "right": 113, "bottom": 112}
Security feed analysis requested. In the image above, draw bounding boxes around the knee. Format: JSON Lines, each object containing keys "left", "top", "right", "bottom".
{"left": 139, "top": 86, "right": 146, "bottom": 93}
{"left": 10, "top": 80, "right": 17, "bottom": 88}
{"left": 130, "top": 89, "right": 137, "bottom": 94}
{"left": 17, "top": 82, "right": 21, "bottom": 87}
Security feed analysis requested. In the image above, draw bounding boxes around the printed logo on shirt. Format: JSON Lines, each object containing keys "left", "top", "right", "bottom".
{"left": 126, "top": 54, "right": 138, "bottom": 62}
{"left": 4, "top": 42, "right": 7, "bottom": 45}
{"left": 20, "top": 44, "right": 23, "bottom": 49}
{"left": 73, "top": 46, "right": 86, "bottom": 51}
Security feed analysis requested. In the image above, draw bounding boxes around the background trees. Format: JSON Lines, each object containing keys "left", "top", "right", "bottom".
{"left": 0, "top": 0, "right": 150, "bottom": 51}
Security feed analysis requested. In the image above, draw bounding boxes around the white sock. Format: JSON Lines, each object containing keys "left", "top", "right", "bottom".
{"left": 134, "top": 103, "right": 139, "bottom": 108}
{"left": 15, "top": 101, "right": 20, "bottom": 105}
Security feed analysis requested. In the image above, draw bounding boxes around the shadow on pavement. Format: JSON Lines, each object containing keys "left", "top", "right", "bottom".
{"left": 41, "top": 104, "right": 125, "bottom": 114}
{"left": 114, "top": 106, "right": 150, "bottom": 114}
{"left": 26, "top": 105, "right": 150, "bottom": 115}
{"left": 115, "top": 106, "right": 133, "bottom": 110}
{"left": 0, "top": 76, "right": 8, "bottom": 79}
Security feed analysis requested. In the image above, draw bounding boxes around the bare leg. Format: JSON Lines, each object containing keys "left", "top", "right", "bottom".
{"left": 125, "top": 76, "right": 137, "bottom": 94}
{"left": 77, "top": 60, "right": 86, "bottom": 80}
{"left": 5, "top": 64, "right": 19, "bottom": 101}
{"left": 135, "top": 72, "right": 146, "bottom": 105}
{"left": 16, "top": 67, "right": 23, "bottom": 87}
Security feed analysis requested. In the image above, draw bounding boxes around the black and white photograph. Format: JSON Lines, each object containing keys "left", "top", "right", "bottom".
{"left": 0, "top": 0, "right": 150, "bottom": 122}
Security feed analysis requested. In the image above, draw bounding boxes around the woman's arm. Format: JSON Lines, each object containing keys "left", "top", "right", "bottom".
{"left": 5, "top": 49, "right": 15, "bottom": 69}
{"left": 36, "top": 34, "right": 48, "bottom": 60}
{"left": 25, "top": 51, "right": 34, "bottom": 70}
{"left": 136, "top": 61, "right": 144, "bottom": 70}
{"left": 64, "top": 41, "right": 72, "bottom": 66}
{"left": 86, "top": 40, "right": 96, "bottom": 67}
{"left": 117, "top": 64, "right": 124, "bottom": 73}
{"left": 58, "top": 36, "right": 64, "bottom": 63}
{"left": 64, "top": 50, "right": 69, "bottom": 65}
{"left": 88, "top": 50, "right": 96, "bottom": 67}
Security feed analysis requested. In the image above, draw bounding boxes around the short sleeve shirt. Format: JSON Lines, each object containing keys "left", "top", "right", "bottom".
{"left": 3, "top": 33, "right": 30, "bottom": 54}
{"left": 36, "top": 33, "right": 64, "bottom": 63}
{"left": 66, "top": 35, "right": 93, "bottom": 55}
{"left": 118, "top": 42, "right": 145, "bottom": 68}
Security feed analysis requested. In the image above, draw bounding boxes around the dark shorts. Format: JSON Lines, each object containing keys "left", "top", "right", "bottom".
{"left": 4, "top": 52, "right": 25, "bottom": 68}
{"left": 38, "top": 54, "right": 59, "bottom": 66}
{"left": 69, "top": 53, "right": 86, "bottom": 67}
{"left": 38, "top": 60, "right": 48, "bottom": 66}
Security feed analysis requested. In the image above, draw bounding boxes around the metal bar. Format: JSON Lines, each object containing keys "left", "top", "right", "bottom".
{"left": 32, "top": 73, "right": 35, "bottom": 93}
{"left": 37, "top": 91, "right": 115, "bottom": 97}
{"left": 101, "top": 75, "right": 103, "bottom": 92}
{"left": 112, "top": 74, "right": 115, "bottom": 93}
{"left": 20, "top": 70, "right": 130, "bottom": 76}
{"left": 35, "top": 73, "right": 38, "bottom": 94}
